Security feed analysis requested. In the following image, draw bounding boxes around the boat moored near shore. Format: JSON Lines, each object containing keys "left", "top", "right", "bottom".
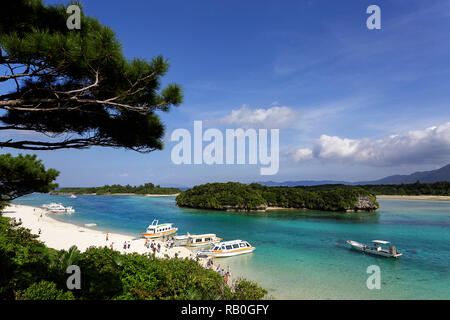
{"left": 42, "top": 203, "right": 75, "bottom": 214}
{"left": 200, "top": 240, "right": 255, "bottom": 258}
{"left": 347, "top": 240, "right": 403, "bottom": 258}
{"left": 141, "top": 219, "right": 178, "bottom": 238}
{"left": 175, "top": 233, "right": 222, "bottom": 247}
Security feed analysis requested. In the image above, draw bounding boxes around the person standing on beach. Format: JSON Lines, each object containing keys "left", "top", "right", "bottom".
{"left": 127, "top": 241, "right": 131, "bottom": 249}
{"left": 123, "top": 241, "right": 127, "bottom": 250}
{"left": 106, "top": 233, "right": 109, "bottom": 241}
{"left": 110, "top": 242, "right": 114, "bottom": 250}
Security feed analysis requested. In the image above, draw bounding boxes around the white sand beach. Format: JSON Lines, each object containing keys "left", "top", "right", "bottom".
{"left": 3, "top": 204, "right": 191, "bottom": 258}
{"left": 2, "top": 204, "right": 235, "bottom": 285}
{"left": 377, "top": 195, "right": 450, "bottom": 201}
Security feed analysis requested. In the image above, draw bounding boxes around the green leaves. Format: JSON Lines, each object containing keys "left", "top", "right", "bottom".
{"left": 52, "top": 183, "right": 181, "bottom": 195}
{"left": 176, "top": 182, "right": 379, "bottom": 212}
{"left": 17, "top": 280, "right": 75, "bottom": 300}
{"left": 0, "top": 153, "right": 59, "bottom": 201}
{"left": 1, "top": 0, "right": 183, "bottom": 152}
{"left": 232, "top": 278, "right": 268, "bottom": 300}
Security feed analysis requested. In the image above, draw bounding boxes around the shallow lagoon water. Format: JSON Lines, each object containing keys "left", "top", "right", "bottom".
{"left": 13, "top": 194, "right": 450, "bottom": 299}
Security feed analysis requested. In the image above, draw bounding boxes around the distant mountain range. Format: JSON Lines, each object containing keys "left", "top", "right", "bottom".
{"left": 257, "top": 164, "right": 450, "bottom": 187}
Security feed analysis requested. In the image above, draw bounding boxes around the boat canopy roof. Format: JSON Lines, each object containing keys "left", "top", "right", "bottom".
{"left": 147, "top": 222, "right": 173, "bottom": 229}
{"left": 216, "top": 240, "right": 246, "bottom": 246}
{"left": 372, "top": 240, "right": 390, "bottom": 244}
{"left": 190, "top": 234, "right": 216, "bottom": 238}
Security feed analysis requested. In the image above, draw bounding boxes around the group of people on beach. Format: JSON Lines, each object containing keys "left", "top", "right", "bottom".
{"left": 144, "top": 238, "right": 162, "bottom": 254}
{"left": 214, "top": 264, "right": 232, "bottom": 285}
{"left": 103, "top": 233, "right": 232, "bottom": 285}
{"left": 123, "top": 241, "right": 131, "bottom": 250}
{"left": 164, "top": 237, "right": 176, "bottom": 249}
{"left": 204, "top": 259, "right": 232, "bottom": 285}
{"left": 10, "top": 217, "right": 22, "bottom": 225}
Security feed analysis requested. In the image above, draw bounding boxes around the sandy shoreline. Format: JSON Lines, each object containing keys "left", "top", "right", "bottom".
{"left": 377, "top": 195, "right": 450, "bottom": 201}
{"left": 2, "top": 204, "right": 234, "bottom": 285}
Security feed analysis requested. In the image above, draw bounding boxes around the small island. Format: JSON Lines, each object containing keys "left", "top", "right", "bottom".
{"left": 51, "top": 183, "right": 181, "bottom": 196}
{"left": 176, "top": 182, "right": 379, "bottom": 212}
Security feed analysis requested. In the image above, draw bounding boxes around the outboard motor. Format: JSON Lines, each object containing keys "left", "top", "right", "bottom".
{"left": 390, "top": 245, "right": 397, "bottom": 255}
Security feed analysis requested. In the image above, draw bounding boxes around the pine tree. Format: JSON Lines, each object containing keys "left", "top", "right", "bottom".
{"left": 0, "top": 153, "right": 59, "bottom": 201}
{"left": 0, "top": 0, "right": 183, "bottom": 152}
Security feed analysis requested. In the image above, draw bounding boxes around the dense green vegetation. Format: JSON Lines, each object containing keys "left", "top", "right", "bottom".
{"left": 176, "top": 182, "right": 379, "bottom": 212}
{"left": 0, "top": 209, "right": 267, "bottom": 300}
{"left": 0, "top": 153, "right": 59, "bottom": 201}
{"left": 52, "top": 183, "right": 181, "bottom": 195}
{"left": 1, "top": 0, "right": 182, "bottom": 152}
{"left": 357, "top": 181, "right": 450, "bottom": 196}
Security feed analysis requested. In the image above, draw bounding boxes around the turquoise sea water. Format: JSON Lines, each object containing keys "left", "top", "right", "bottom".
{"left": 12, "top": 194, "right": 450, "bottom": 299}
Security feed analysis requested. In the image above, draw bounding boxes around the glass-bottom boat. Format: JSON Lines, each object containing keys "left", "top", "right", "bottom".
{"left": 141, "top": 219, "right": 178, "bottom": 238}
{"left": 175, "top": 233, "right": 222, "bottom": 247}
{"left": 200, "top": 240, "right": 255, "bottom": 258}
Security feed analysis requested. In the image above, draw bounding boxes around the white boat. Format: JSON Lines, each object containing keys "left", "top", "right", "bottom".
{"left": 176, "top": 233, "right": 222, "bottom": 247}
{"left": 42, "top": 203, "right": 75, "bottom": 214}
{"left": 174, "top": 233, "right": 190, "bottom": 241}
{"left": 141, "top": 219, "right": 178, "bottom": 238}
{"left": 200, "top": 240, "right": 255, "bottom": 258}
{"left": 347, "top": 240, "right": 403, "bottom": 258}
{"left": 70, "top": 194, "right": 77, "bottom": 198}
{"left": 84, "top": 223, "right": 97, "bottom": 227}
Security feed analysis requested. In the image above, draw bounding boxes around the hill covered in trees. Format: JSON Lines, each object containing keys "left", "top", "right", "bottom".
{"left": 176, "top": 183, "right": 379, "bottom": 212}
{"left": 52, "top": 183, "right": 181, "bottom": 195}
{"left": 357, "top": 181, "right": 450, "bottom": 195}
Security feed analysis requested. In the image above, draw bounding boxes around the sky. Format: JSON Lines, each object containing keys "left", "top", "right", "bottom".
{"left": 1, "top": 0, "right": 450, "bottom": 187}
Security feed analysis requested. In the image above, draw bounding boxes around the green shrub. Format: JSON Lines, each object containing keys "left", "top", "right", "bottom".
{"left": 17, "top": 281, "right": 74, "bottom": 300}
{"left": 232, "top": 278, "right": 268, "bottom": 300}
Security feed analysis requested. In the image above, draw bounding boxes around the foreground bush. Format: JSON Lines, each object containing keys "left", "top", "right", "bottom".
{"left": 232, "top": 278, "right": 268, "bottom": 300}
{"left": 0, "top": 209, "right": 267, "bottom": 300}
{"left": 17, "top": 281, "right": 75, "bottom": 300}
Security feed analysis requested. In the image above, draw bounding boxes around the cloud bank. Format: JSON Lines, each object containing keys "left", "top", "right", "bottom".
{"left": 290, "top": 122, "right": 450, "bottom": 166}
{"left": 213, "top": 104, "right": 297, "bottom": 128}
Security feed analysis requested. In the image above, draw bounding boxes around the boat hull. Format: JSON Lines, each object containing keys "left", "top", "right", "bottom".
{"left": 347, "top": 240, "right": 402, "bottom": 258}
{"left": 187, "top": 238, "right": 222, "bottom": 247}
{"left": 209, "top": 247, "right": 255, "bottom": 257}
{"left": 141, "top": 228, "right": 178, "bottom": 238}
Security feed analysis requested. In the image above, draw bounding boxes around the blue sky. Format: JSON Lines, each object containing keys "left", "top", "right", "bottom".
{"left": 2, "top": 0, "right": 450, "bottom": 187}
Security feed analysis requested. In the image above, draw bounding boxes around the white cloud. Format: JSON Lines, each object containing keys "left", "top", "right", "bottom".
{"left": 291, "top": 148, "right": 314, "bottom": 162}
{"left": 290, "top": 122, "right": 450, "bottom": 166}
{"left": 213, "top": 104, "right": 297, "bottom": 128}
